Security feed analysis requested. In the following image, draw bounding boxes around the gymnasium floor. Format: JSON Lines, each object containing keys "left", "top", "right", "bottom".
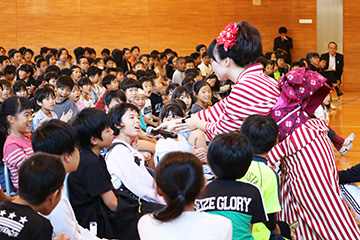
{"left": 330, "top": 92, "right": 360, "bottom": 171}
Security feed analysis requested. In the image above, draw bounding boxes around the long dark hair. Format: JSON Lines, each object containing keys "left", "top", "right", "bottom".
{"left": 153, "top": 152, "right": 204, "bottom": 222}
{"left": 0, "top": 96, "right": 32, "bottom": 160}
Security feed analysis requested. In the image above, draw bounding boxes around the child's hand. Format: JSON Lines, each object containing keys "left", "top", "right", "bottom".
{"left": 192, "top": 147, "right": 207, "bottom": 164}
{"left": 28, "top": 85, "right": 35, "bottom": 95}
{"left": 60, "top": 109, "right": 73, "bottom": 123}
{"left": 53, "top": 232, "right": 70, "bottom": 240}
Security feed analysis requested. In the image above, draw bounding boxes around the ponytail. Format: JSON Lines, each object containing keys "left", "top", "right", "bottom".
{"left": 153, "top": 152, "right": 204, "bottom": 222}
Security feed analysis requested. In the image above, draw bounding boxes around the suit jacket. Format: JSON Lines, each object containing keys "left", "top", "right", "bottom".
{"left": 320, "top": 52, "right": 344, "bottom": 82}
{"left": 273, "top": 36, "right": 293, "bottom": 55}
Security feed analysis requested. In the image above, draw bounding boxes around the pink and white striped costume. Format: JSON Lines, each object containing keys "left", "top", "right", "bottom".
{"left": 197, "top": 63, "right": 280, "bottom": 140}
{"left": 268, "top": 119, "right": 360, "bottom": 240}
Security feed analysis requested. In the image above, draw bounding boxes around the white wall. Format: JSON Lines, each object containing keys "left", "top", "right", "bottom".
{"left": 317, "top": 0, "right": 343, "bottom": 54}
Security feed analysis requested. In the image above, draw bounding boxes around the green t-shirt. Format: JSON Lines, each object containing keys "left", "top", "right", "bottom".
{"left": 239, "top": 156, "right": 281, "bottom": 240}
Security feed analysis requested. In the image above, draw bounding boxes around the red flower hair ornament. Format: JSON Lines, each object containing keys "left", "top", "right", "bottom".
{"left": 216, "top": 23, "right": 238, "bottom": 52}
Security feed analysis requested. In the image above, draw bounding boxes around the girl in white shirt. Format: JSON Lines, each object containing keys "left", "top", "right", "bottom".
{"left": 138, "top": 152, "right": 232, "bottom": 240}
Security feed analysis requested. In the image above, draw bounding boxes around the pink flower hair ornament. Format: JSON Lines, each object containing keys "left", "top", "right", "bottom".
{"left": 216, "top": 22, "right": 238, "bottom": 52}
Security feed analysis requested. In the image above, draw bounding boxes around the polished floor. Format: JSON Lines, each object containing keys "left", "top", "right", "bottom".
{"left": 329, "top": 92, "right": 360, "bottom": 171}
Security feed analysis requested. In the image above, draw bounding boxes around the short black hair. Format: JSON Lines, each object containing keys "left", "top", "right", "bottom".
{"left": 308, "top": 52, "right": 320, "bottom": 59}
{"left": 163, "top": 48, "right": 173, "bottom": 55}
{"left": 0, "top": 79, "right": 11, "bottom": 88}
{"left": 44, "top": 72, "right": 59, "bottom": 82}
{"left": 23, "top": 48, "right": 34, "bottom": 57}
{"left": 72, "top": 108, "right": 110, "bottom": 149}
{"left": 240, "top": 115, "right": 278, "bottom": 154}
{"left": 40, "top": 46, "right": 50, "bottom": 56}
{"left": 32, "top": 119, "right": 79, "bottom": 156}
{"left": 279, "top": 27, "right": 288, "bottom": 34}
{"left": 56, "top": 76, "right": 74, "bottom": 90}
{"left": 102, "top": 74, "right": 116, "bottom": 89}
{"left": 73, "top": 47, "right": 84, "bottom": 58}
{"left": 196, "top": 44, "right": 206, "bottom": 52}
{"left": 34, "top": 85, "right": 55, "bottom": 104}
{"left": 4, "top": 65, "right": 16, "bottom": 75}
{"left": 101, "top": 48, "right": 110, "bottom": 56}
{"left": 12, "top": 81, "right": 27, "bottom": 94}
{"left": 103, "top": 89, "right": 127, "bottom": 107}
{"left": 108, "top": 103, "right": 139, "bottom": 136}
{"left": 103, "top": 56, "right": 115, "bottom": 65}
{"left": 131, "top": 46, "right": 140, "bottom": 53}
{"left": 138, "top": 76, "right": 153, "bottom": 87}
{"left": 9, "top": 50, "right": 20, "bottom": 59}
{"left": 78, "top": 77, "right": 92, "bottom": 87}
{"left": 76, "top": 55, "right": 87, "bottom": 64}
{"left": 36, "top": 58, "right": 46, "bottom": 68}
{"left": 201, "top": 52, "right": 208, "bottom": 58}
{"left": 159, "top": 101, "right": 185, "bottom": 122}
{"left": 57, "top": 48, "right": 68, "bottom": 58}
{"left": 207, "top": 132, "right": 253, "bottom": 179}
{"left": 45, "top": 65, "right": 61, "bottom": 75}
{"left": 133, "top": 60, "right": 145, "bottom": 69}
{"left": 120, "top": 77, "right": 139, "bottom": 91}
{"left": 165, "top": 83, "right": 179, "bottom": 95}
{"left": 290, "top": 62, "right": 302, "bottom": 69}
{"left": 87, "top": 66, "right": 101, "bottom": 77}
{"left": 208, "top": 21, "right": 262, "bottom": 68}
{"left": 190, "top": 52, "right": 200, "bottom": 60}
{"left": 0, "top": 55, "right": 9, "bottom": 65}
{"left": 124, "top": 70, "right": 136, "bottom": 77}
{"left": 106, "top": 67, "right": 117, "bottom": 74}
{"left": 60, "top": 68, "right": 72, "bottom": 77}
{"left": 18, "top": 152, "right": 65, "bottom": 206}
{"left": 45, "top": 53, "right": 55, "bottom": 65}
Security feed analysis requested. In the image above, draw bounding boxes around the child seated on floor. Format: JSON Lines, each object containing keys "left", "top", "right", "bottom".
{"left": 78, "top": 77, "right": 95, "bottom": 108}
{"left": 195, "top": 132, "right": 268, "bottom": 240}
{"left": 68, "top": 108, "right": 131, "bottom": 239}
{"left": 32, "top": 119, "right": 102, "bottom": 240}
{"left": 106, "top": 103, "right": 164, "bottom": 204}
{"left": 1, "top": 96, "right": 34, "bottom": 189}
{"left": 138, "top": 152, "right": 232, "bottom": 240}
{"left": 53, "top": 76, "right": 78, "bottom": 122}
{"left": 313, "top": 93, "right": 355, "bottom": 155}
{"left": 0, "top": 153, "right": 66, "bottom": 239}
{"left": 240, "top": 115, "right": 291, "bottom": 240}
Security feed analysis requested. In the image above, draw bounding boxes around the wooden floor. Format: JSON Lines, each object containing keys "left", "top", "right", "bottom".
{"left": 329, "top": 92, "right": 360, "bottom": 171}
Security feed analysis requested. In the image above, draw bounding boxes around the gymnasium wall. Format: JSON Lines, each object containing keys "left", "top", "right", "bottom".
{"left": 343, "top": 0, "right": 359, "bottom": 91}
{"left": 0, "top": 0, "right": 316, "bottom": 60}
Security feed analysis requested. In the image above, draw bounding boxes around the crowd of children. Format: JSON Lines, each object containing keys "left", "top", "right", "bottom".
{"left": 0, "top": 28, "right": 357, "bottom": 240}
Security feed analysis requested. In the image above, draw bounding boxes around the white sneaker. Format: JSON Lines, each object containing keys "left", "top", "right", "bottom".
{"left": 203, "top": 165, "right": 215, "bottom": 182}
{"left": 343, "top": 133, "right": 355, "bottom": 146}
{"left": 340, "top": 143, "right": 353, "bottom": 156}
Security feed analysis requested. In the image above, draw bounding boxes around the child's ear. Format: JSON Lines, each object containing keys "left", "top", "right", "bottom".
{"left": 6, "top": 115, "right": 15, "bottom": 125}
{"left": 90, "top": 136, "right": 98, "bottom": 146}
{"left": 36, "top": 100, "right": 43, "bottom": 107}
{"left": 154, "top": 182, "right": 164, "bottom": 197}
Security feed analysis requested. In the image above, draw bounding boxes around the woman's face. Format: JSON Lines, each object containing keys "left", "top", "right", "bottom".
{"left": 211, "top": 49, "right": 228, "bottom": 81}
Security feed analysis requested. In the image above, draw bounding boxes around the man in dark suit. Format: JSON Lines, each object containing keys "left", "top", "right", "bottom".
{"left": 274, "top": 27, "right": 293, "bottom": 64}
{"left": 321, "top": 42, "right": 344, "bottom": 97}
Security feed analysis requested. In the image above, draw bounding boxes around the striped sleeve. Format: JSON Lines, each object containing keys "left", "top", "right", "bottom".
{"left": 3, "top": 144, "right": 33, "bottom": 189}
{"left": 197, "top": 66, "right": 279, "bottom": 140}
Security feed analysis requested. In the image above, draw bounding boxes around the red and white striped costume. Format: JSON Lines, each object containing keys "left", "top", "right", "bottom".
{"left": 268, "top": 119, "right": 360, "bottom": 240}
{"left": 197, "top": 63, "right": 280, "bottom": 140}
{"left": 3, "top": 135, "right": 33, "bottom": 189}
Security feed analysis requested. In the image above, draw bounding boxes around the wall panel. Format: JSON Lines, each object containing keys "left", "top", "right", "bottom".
{"left": 0, "top": 0, "right": 316, "bottom": 70}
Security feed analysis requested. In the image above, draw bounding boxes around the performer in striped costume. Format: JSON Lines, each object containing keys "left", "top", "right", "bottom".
{"left": 268, "top": 119, "right": 360, "bottom": 239}
{"left": 158, "top": 21, "right": 360, "bottom": 239}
